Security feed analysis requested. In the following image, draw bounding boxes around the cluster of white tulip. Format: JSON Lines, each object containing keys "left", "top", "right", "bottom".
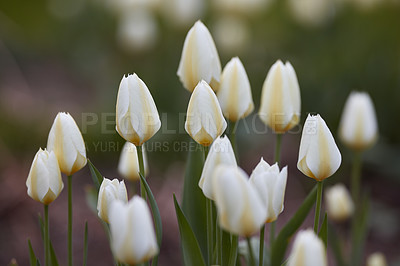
{"left": 26, "top": 112, "right": 87, "bottom": 266}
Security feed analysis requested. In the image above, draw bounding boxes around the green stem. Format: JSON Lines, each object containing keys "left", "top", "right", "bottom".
{"left": 246, "top": 237, "right": 255, "bottom": 266}
{"left": 314, "top": 181, "right": 324, "bottom": 233}
{"left": 137, "top": 145, "right": 146, "bottom": 199}
{"left": 351, "top": 151, "right": 362, "bottom": 206}
{"left": 228, "top": 235, "right": 238, "bottom": 266}
{"left": 259, "top": 225, "right": 265, "bottom": 266}
{"left": 44, "top": 204, "right": 49, "bottom": 266}
{"left": 215, "top": 219, "right": 222, "bottom": 265}
{"left": 206, "top": 199, "right": 214, "bottom": 265}
{"left": 230, "top": 121, "right": 238, "bottom": 160}
{"left": 269, "top": 221, "right": 276, "bottom": 248}
{"left": 274, "top": 133, "right": 283, "bottom": 164}
{"left": 68, "top": 174, "right": 73, "bottom": 266}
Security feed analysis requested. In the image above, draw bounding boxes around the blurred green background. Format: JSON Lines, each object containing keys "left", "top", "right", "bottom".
{"left": 1, "top": 0, "right": 400, "bottom": 265}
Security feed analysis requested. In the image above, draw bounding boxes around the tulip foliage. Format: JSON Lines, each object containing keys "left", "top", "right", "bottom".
{"left": 24, "top": 20, "right": 382, "bottom": 266}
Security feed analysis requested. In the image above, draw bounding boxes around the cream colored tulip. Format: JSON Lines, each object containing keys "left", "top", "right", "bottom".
{"left": 198, "top": 136, "right": 237, "bottom": 200}
{"left": 97, "top": 178, "right": 128, "bottom": 223}
{"left": 367, "top": 252, "right": 387, "bottom": 266}
{"left": 47, "top": 112, "right": 87, "bottom": 176}
{"left": 250, "top": 158, "right": 287, "bottom": 223}
{"left": 185, "top": 80, "right": 227, "bottom": 146}
{"left": 177, "top": 20, "right": 221, "bottom": 92}
{"left": 162, "top": 0, "right": 204, "bottom": 27}
{"left": 212, "top": 165, "right": 267, "bottom": 236}
{"left": 259, "top": 60, "right": 301, "bottom": 133}
{"left": 325, "top": 183, "right": 354, "bottom": 222}
{"left": 116, "top": 74, "right": 161, "bottom": 146}
{"left": 118, "top": 142, "right": 148, "bottom": 181}
{"left": 109, "top": 196, "right": 158, "bottom": 264}
{"left": 288, "top": 229, "right": 327, "bottom": 266}
{"left": 287, "top": 0, "right": 334, "bottom": 27}
{"left": 297, "top": 114, "right": 341, "bottom": 181}
{"left": 213, "top": 16, "right": 250, "bottom": 54}
{"left": 26, "top": 148, "right": 64, "bottom": 205}
{"left": 217, "top": 57, "right": 254, "bottom": 121}
{"left": 339, "top": 91, "right": 378, "bottom": 151}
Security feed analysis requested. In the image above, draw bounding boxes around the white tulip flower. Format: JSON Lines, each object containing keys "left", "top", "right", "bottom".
{"left": 177, "top": 20, "right": 221, "bottom": 92}
{"left": 109, "top": 196, "right": 158, "bottom": 264}
{"left": 288, "top": 229, "right": 327, "bottom": 266}
{"left": 339, "top": 91, "right": 378, "bottom": 151}
{"left": 97, "top": 178, "right": 128, "bottom": 223}
{"left": 198, "top": 136, "right": 237, "bottom": 200}
{"left": 250, "top": 158, "right": 287, "bottom": 222}
{"left": 212, "top": 165, "right": 267, "bottom": 236}
{"left": 185, "top": 80, "right": 227, "bottom": 146}
{"left": 116, "top": 74, "right": 161, "bottom": 146}
{"left": 297, "top": 114, "right": 341, "bottom": 181}
{"left": 325, "top": 183, "right": 354, "bottom": 222}
{"left": 26, "top": 148, "right": 63, "bottom": 205}
{"left": 217, "top": 57, "right": 254, "bottom": 121}
{"left": 259, "top": 60, "right": 301, "bottom": 133}
{"left": 118, "top": 142, "right": 148, "bottom": 181}
{"left": 367, "top": 252, "right": 387, "bottom": 266}
{"left": 47, "top": 112, "right": 87, "bottom": 176}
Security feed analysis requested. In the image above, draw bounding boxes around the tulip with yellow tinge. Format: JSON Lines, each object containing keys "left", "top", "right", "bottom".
{"left": 367, "top": 252, "right": 388, "bottom": 266}
{"left": 97, "top": 178, "right": 128, "bottom": 223}
{"left": 26, "top": 148, "right": 64, "bottom": 205}
{"left": 217, "top": 57, "right": 254, "bottom": 121}
{"left": 118, "top": 142, "right": 148, "bottom": 181}
{"left": 212, "top": 165, "right": 267, "bottom": 236}
{"left": 109, "top": 196, "right": 158, "bottom": 264}
{"left": 259, "top": 60, "right": 301, "bottom": 133}
{"left": 116, "top": 74, "right": 161, "bottom": 146}
{"left": 297, "top": 114, "right": 341, "bottom": 181}
{"left": 287, "top": 229, "right": 327, "bottom": 266}
{"left": 47, "top": 112, "right": 87, "bottom": 176}
{"left": 339, "top": 91, "right": 378, "bottom": 151}
{"left": 325, "top": 183, "right": 354, "bottom": 222}
{"left": 185, "top": 80, "right": 227, "bottom": 146}
{"left": 250, "top": 158, "right": 287, "bottom": 223}
{"left": 177, "top": 20, "right": 221, "bottom": 92}
{"left": 198, "top": 136, "right": 237, "bottom": 200}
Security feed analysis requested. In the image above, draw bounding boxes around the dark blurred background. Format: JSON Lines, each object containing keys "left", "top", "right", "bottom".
{"left": 1, "top": 0, "right": 400, "bottom": 265}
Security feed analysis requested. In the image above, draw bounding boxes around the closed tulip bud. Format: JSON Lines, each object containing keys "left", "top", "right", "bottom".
{"left": 47, "top": 112, "right": 87, "bottom": 176}
{"left": 297, "top": 114, "right": 341, "bottom": 181}
{"left": 185, "top": 80, "right": 227, "bottom": 146}
{"left": 26, "top": 148, "right": 64, "bottom": 205}
{"left": 116, "top": 74, "right": 161, "bottom": 146}
{"left": 212, "top": 165, "right": 267, "bottom": 236}
{"left": 259, "top": 60, "right": 301, "bottom": 133}
{"left": 109, "top": 196, "right": 158, "bottom": 264}
{"left": 217, "top": 57, "right": 254, "bottom": 121}
{"left": 367, "top": 252, "right": 387, "bottom": 266}
{"left": 288, "top": 229, "right": 327, "bottom": 266}
{"left": 339, "top": 91, "right": 378, "bottom": 151}
{"left": 177, "top": 20, "right": 221, "bottom": 92}
{"left": 97, "top": 178, "right": 128, "bottom": 223}
{"left": 198, "top": 136, "right": 237, "bottom": 200}
{"left": 325, "top": 183, "right": 354, "bottom": 222}
{"left": 250, "top": 158, "right": 287, "bottom": 222}
{"left": 118, "top": 142, "right": 148, "bottom": 181}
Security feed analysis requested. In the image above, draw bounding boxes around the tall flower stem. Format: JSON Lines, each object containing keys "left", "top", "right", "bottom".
{"left": 137, "top": 145, "right": 146, "bottom": 199}
{"left": 206, "top": 198, "right": 214, "bottom": 265}
{"left": 215, "top": 216, "right": 222, "bottom": 265}
{"left": 313, "top": 181, "right": 324, "bottom": 233}
{"left": 246, "top": 237, "right": 255, "bottom": 266}
{"left": 351, "top": 151, "right": 362, "bottom": 206}
{"left": 68, "top": 175, "right": 73, "bottom": 266}
{"left": 44, "top": 204, "right": 49, "bottom": 266}
{"left": 228, "top": 235, "right": 239, "bottom": 266}
{"left": 229, "top": 121, "right": 238, "bottom": 161}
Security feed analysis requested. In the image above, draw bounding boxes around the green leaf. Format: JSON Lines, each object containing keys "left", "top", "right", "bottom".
{"left": 85, "top": 185, "right": 98, "bottom": 214}
{"left": 88, "top": 159, "right": 104, "bottom": 191}
{"left": 28, "top": 239, "right": 37, "bottom": 266}
{"left": 181, "top": 139, "right": 207, "bottom": 258}
{"left": 139, "top": 173, "right": 162, "bottom": 266}
{"left": 271, "top": 185, "right": 317, "bottom": 266}
{"left": 173, "top": 194, "right": 206, "bottom": 266}
{"left": 318, "top": 213, "right": 328, "bottom": 248}
{"left": 83, "top": 221, "right": 88, "bottom": 266}
{"left": 221, "top": 230, "right": 232, "bottom": 266}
